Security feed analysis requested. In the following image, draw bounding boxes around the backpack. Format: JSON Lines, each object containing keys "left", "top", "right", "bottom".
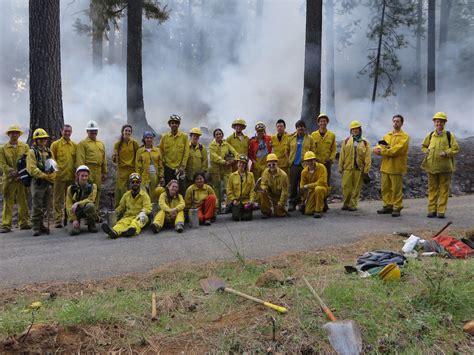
{"left": 17, "top": 154, "right": 31, "bottom": 187}
{"left": 433, "top": 235, "right": 474, "bottom": 259}
{"left": 427, "top": 131, "right": 451, "bottom": 147}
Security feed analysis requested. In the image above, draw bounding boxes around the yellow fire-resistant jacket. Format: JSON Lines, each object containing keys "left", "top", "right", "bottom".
{"left": 311, "top": 129, "right": 337, "bottom": 163}
{"left": 159, "top": 192, "right": 185, "bottom": 213}
{"left": 76, "top": 137, "right": 107, "bottom": 174}
{"left": 421, "top": 130, "right": 459, "bottom": 174}
{"left": 0, "top": 141, "right": 29, "bottom": 183}
{"left": 209, "top": 140, "right": 238, "bottom": 175}
{"left": 260, "top": 167, "right": 289, "bottom": 205}
{"left": 116, "top": 189, "right": 152, "bottom": 218}
{"left": 186, "top": 143, "right": 208, "bottom": 179}
{"left": 50, "top": 137, "right": 77, "bottom": 182}
{"left": 227, "top": 171, "right": 256, "bottom": 204}
{"left": 375, "top": 130, "right": 410, "bottom": 175}
{"left": 135, "top": 146, "right": 164, "bottom": 185}
{"left": 184, "top": 183, "right": 215, "bottom": 209}
{"left": 113, "top": 139, "right": 139, "bottom": 170}
{"left": 300, "top": 164, "right": 328, "bottom": 189}
{"left": 26, "top": 146, "right": 54, "bottom": 180}
{"left": 159, "top": 131, "right": 190, "bottom": 169}
{"left": 338, "top": 136, "right": 371, "bottom": 174}
{"left": 226, "top": 132, "right": 249, "bottom": 156}
{"left": 65, "top": 183, "right": 98, "bottom": 220}
{"left": 271, "top": 133, "right": 289, "bottom": 169}
{"left": 288, "top": 133, "right": 316, "bottom": 166}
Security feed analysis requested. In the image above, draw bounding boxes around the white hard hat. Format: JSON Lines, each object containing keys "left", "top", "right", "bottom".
{"left": 76, "top": 165, "right": 90, "bottom": 174}
{"left": 86, "top": 120, "right": 99, "bottom": 130}
{"left": 45, "top": 158, "right": 58, "bottom": 172}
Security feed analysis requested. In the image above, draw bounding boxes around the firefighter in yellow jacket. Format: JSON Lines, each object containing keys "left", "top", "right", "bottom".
{"left": 300, "top": 151, "right": 328, "bottom": 218}
{"left": 338, "top": 121, "right": 371, "bottom": 211}
{"left": 151, "top": 179, "right": 185, "bottom": 233}
{"left": 112, "top": 124, "right": 139, "bottom": 207}
{"left": 271, "top": 119, "right": 289, "bottom": 175}
{"left": 102, "top": 173, "right": 152, "bottom": 238}
{"left": 76, "top": 120, "right": 107, "bottom": 215}
{"left": 0, "top": 125, "right": 31, "bottom": 233}
{"left": 227, "top": 155, "right": 256, "bottom": 221}
{"left": 421, "top": 112, "right": 459, "bottom": 218}
{"left": 226, "top": 118, "right": 249, "bottom": 157}
{"left": 258, "top": 153, "right": 289, "bottom": 218}
{"left": 135, "top": 131, "right": 165, "bottom": 203}
{"left": 66, "top": 165, "right": 98, "bottom": 235}
{"left": 50, "top": 124, "right": 77, "bottom": 227}
{"left": 27, "top": 128, "right": 57, "bottom": 236}
{"left": 186, "top": 127, "right": 208, "bottom": 188}
{"left": 373, "top": 114, "right": 410, "bottom": 217}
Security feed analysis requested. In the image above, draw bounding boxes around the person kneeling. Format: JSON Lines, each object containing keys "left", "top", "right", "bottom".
{"left": 227, "top": 155, "right": 256, "bottom": 221}
{"left": 257, "top": 154, "right": 289, "bottom": 218}
{"left": 185, "top": 172, "right": 217, "bottom": 226}
{"left": 102, "top": 173, "right": 151, "bottom": 238}
{"left": 151, "top": 179, "right": 185, "bottom": 233}
{"left": 66, "top": 165, "right": 98, "bottom": 235}
{"left": 300, "top": 152, "right": 328, "bottom": 218}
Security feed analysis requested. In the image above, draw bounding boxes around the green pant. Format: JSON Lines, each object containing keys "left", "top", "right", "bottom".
{"left": 31, "top": 179, "right": 51, "bottom": 230}
{"left": 69, "top": 203, "right": 96, "bottom": 235}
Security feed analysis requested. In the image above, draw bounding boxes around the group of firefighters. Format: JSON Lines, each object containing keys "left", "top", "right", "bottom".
{"left": 0, "top": 111, "right": 459, "bottom": 238}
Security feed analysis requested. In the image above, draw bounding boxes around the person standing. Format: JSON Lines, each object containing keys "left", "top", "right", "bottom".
{"left": 287, "top": 120, "right": 316, "bottom": 211}
{"left": 373, "top": 114, "right": 410, "bottom": 217}
{"left": 50, "top": 124, "right": 77, "bottom": 228}
{"left": 300, "top": 151, "right": 328, "bottom": 218}
{"left": 271, "top": 119, "right": 289, "bottom": 175}
{"left": 159, "top": 115, "right": 190, "bottom": 194}
{"left": 0, "top": 125, "right": 31, "bottom": 233}
{"left": 227, "top": 155, "right": 256, "bottom": 221}
{"left": 421, "top": 112, "right": 459, "bottom": 218}
{"left": 339, "top": 121, "right": 371, "bottom": 211}
{"left": 248, "top": 122, "right": 272, "bottom": 181}
{"left": 186, "top": 127, "right": 208, "bottom": 188}
{"left": 76, "top": 120, "right": 107, "bottom": 217}
{"left": 258, "top": 153, "right": 289, "bottom": 218}
{"left": 27, "top": 129, "right": 57, "bottom": 236}
{"left": 226, "top": 118, "right": 249, "bottom": 157}
{"left": 112, "top": 124, "right": 139, "bottom": 207}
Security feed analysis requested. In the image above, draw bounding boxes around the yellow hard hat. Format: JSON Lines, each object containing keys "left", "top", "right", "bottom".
{"left": 266, "top": 153, "right": 278, "bottom": 162}
{"left": 433, "top": 112, "right": 447, "bottom": 121}
{"left": 349, "top": 120, "right": 362, "bottom": 129}
{"left": 5, "top": 125, "right": 23, "bottom": 136}
{"left": 378, "top": 263, "right": 401, "bottom": 282}
{"left": 32, "top": 128, "right": 49, "bottom": 139}
{"left": 303, "top": 151, "right": 316, "bottom": 161}
{"left": 189, "top": 127, "right": 202, "bottom": 136}
{"left": 255, "top": 121, "right": 266, "bottom": 131}
{"left": 317, "top": 113, "right": 329, "bottom": 123}
{"left": 232, "top": 118, "right": 247, "bottom": 128}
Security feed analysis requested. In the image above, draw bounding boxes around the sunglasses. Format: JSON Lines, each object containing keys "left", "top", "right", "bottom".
{"left": 267, "top": 162, "right": 277, "bottom": 167}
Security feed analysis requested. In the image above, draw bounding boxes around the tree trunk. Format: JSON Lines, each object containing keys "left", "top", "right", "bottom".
{"left": 301, "top": 0, "right": 323, "bottom": 131}
{"left": 372, "top": 0, "right": 386, "bottom": 103}
{"left": 108, "top": 19, "right": 116, "bottom": 65}
{"left": 121, "top": 15, "right": 127, "bottom": 66}
{"left": 438, "top": 0, "right": 452, "bottom": 91}
{"left": 29, "top": 0, "right": 64, "bottom": 142}
{"left": 325, "top": 0, "right": 336, "bottom": 123}
{"left": 1, "top": 0, "right": 13, "bottom": 86}
{"left": 91, "top": 1, "right": 103, "bottom": 70}
{"left": 415, "top": 0, "right": 423, "bottom": 89}
{"left": 127, "top": 0, "right": 153, "bottom": 134}
{"left": 427, "top": 0, "right": 436, "bottom": 105}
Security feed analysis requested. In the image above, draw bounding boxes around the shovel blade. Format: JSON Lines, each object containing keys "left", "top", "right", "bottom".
{"left": 200, "top": 277, "right": 226, "bottom": 294}
{"left": 323, "top": 320, "right": 362, "bottom": 355}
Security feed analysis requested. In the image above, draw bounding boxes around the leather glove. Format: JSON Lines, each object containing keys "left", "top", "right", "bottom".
{"left": 138, "top": 211, "right": 147, "bottom": 224}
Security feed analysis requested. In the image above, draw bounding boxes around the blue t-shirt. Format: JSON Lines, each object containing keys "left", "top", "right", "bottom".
{"left": 294, "top": 136, "right": 304, "bottom": 166}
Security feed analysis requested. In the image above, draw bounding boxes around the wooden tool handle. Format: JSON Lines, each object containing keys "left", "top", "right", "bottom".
{"left": 432, "top": 221, "right": 452, "bottom": 238}
{"left": 302, "top": 276, "right": 337, "bottom": 321}
{"left": 224, "top": 288, "right": 287, "bottom": 314}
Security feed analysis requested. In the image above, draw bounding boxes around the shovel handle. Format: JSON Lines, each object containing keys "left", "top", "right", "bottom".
{"left": 224, "top": 287, "right": 288, "bottom": 314}
{"left": 431, "top": 221, "right": 452, "bottom": 239}
{"left": 302, "top": 276, "right": 337, "bottom": 321}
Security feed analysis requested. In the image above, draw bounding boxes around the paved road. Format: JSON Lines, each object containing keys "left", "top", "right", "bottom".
{"left": 1, "top": 196, "right": 473, "bottom": 287}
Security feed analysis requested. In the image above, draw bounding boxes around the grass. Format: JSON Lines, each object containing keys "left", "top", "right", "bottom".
{"left": 1, "top": 232, "right": 473, "bottom": 353}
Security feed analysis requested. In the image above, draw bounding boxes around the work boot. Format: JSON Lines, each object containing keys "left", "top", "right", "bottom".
{"left": 299, "top": 204, "right": 306, "bottom": 214}
{"left": 288, "top": 203, "right": 296, "bottom": 212}
{"left": 88, "top": 223, "right": 98, "bottom": 233}
{"left": 70, "top": 226, "right": 81, "bottom": 236}
{"left": 102, "top": 223, "right": 119, "bottom": 239}
{"left": 261, "top": 214, "right": 271, "bottom": 219}
{"left": 391, "top": 209, "right": 401, "bottom": 217}
{"left": 341, "top": 205, "right": 349, "bottom": 211}
{"left": 39, "top": 225, "right": 49, "bottom": 233}
{"left": 204, "top": 220, "right": 212, "bottom": 226}
{"left": 122, "top": 227, "right": 136, "bottom": 238}
{"left": 348, "top": 207, "right": 357, "bottom": 212}
{"left": 20, "top": 224, "right": 32, "bottom": 230}
{"left": 377, "top": 207, "right": 393, "bottom": 214}
{"left": 313, "top": 212, "right": 322, "bottom": 218}
{"left": 32, "top": 229, "right": 42, "bottom": 237}
{"left": 0, "top": 227, "right": 11, "bottom": 233}
{"left": 55, "top": 223, "right": 63, "bottom": 228}
{"left": 150, "top": 223, "right": 161, "bottom": 234}
{"left": 427, "top": 212, "right": 437, "bottom": 218}
{"left": 175, "top": 223, "right": 184, "bottom": 233}
{"left": 437, "top": 213, "right": 445, "bottom": 219}
{"left": 323, "top": 200, "right": 329, "bottom": 212}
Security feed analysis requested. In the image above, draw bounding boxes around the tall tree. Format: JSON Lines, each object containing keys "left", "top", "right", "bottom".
{"left": 29, "top": 0, "right": 64, "bottom": 142}
{"left": 301, "top": 0, "right": 323, "bottom": 131}
{"left": 325, "top": 0, "right": 337, "bottom": 122}
{"left": 90, "top": 0, "right": 105, "bottom": 69}
{"left": 427, "top": 0, "right": 436, "bottom": 104}
{"left": 414, "top": 0, "right": 424, "bottom": 89}
{"left": 438, "top": 0, "right": 453, "bottom": 90}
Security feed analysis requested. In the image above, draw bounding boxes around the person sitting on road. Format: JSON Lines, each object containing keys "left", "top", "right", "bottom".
{"left": 102, "top": 173, "right": 152, "bottom": 239}
{"left": 151, "top": 179, "right": 185, "bottom": 234}
{"left": 257, "top": 153, "right": 289, "bottom": 218}
{"left": 226, "top": 155, "right": 256, "bottom": 221}
{"left": 66, "top": 165, "right": 98, "bottom": 235}
{"left": 300, "top": 151, "right": 328, "bottom": 218}
{"left": 184, "top": 172, "right": 217, "bottom": 226}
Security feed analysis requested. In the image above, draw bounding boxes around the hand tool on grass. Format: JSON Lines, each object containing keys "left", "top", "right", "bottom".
{"left": 302, "top": 276, "right": 362, "bottom": 355}
{"left": 431, "top": 221, "right": 452, "bottom": 238}
{"left": 200, "top": 277, "right": 287, "bottom": 314}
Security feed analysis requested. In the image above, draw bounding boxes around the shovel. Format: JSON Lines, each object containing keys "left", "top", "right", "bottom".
{"left": 303, "top": 276, "right": 362, "bottom": 355}
{"left": 200, "top": 277, "right": 287, "bottom": 314}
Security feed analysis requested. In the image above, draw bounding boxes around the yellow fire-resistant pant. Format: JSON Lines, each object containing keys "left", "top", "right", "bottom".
{"left": 88, "top": 165, "right": 103, "bottom": 214}
{"left": 259, "top": 192, "right": 287, "bottom": 217}
{"left": 427, "top": 172, "right": 452, "bottom": 214}
{"left": 381, "top": 173, "right": 403, "bottom": 210}
{"left": 153, "top": 210, "right": 185, "bottom": 228}
{"left": 2, "top": 179, "right": 30, "bottom": 228}
{"left": 211, "top": 172, "right": 230, "bottom": 211}
{"left": 341, "top": 169, "right": 362, "bottom": 209}
{"left": 112, "top": 215, "right": 149, "bottom": 236}
{"left": 53, "top": 180, "right": 73, "bottom": 224}
{"left": 303, "top": 186, "right": 328, "bottom": 214}
{"left": 147, "top": 174, "right": 165, "bottom": 204}
{"left": 115, "top": 168, "right": 135, "bottom": 208}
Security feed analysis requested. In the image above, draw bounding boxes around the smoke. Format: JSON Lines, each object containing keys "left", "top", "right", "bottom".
{"left": 0, "top": 0, "right": 472, "bottom": 147}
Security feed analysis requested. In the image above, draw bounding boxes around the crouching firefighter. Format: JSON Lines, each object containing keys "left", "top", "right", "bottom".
{"left": 300, "top": 151, "right": 328, "bottom": 218}
{"left": 66, "top": 165, "right": 98, "bottom": 235}
{"left": 227, "top": 155, "right": 256, "bottom": 221}
{"left": 151, "top": 179, "right": 186, "bottom": 234}
{"left": 102, "top": 173, "right": 152, "bottom": 238}
{"left": 27, "top": 128, "right": 57, "bottom": 236}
